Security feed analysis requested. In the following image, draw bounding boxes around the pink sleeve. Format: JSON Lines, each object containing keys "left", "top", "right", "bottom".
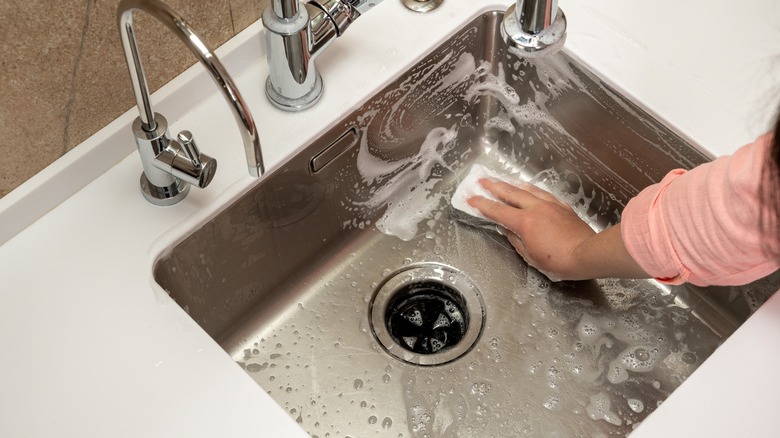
{"left": 620, "top": 134, "right": 780, "bottom": 286}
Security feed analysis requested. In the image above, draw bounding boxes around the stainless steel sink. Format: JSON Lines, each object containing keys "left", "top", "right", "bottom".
{"left": 154, "top": 11, "right": 778, "bottom": 437}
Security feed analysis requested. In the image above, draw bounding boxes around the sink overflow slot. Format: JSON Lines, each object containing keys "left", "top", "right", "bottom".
{"left": 309, "top": 127, "right": 359, "bottom": 173}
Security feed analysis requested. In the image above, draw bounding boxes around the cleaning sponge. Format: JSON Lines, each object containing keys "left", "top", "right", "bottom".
{"left": 450, "top": 163, "right": 521, "bottom": 228}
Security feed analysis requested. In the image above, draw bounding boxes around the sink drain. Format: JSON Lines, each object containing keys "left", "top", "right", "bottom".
{"left": 370, "top": 263, "right": 485, "bottom": 366}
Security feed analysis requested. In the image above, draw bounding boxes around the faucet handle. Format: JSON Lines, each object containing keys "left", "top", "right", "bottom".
{"left": 177, "top": 130, "right": 202, "bottom": 168}
{"left": 169, "top": 130, "right": 216, "bottom": 188}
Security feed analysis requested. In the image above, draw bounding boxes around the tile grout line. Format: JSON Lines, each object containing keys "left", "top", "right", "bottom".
{"left": 61, "top": 0, "right": 94, "bottom": 157}
{"left": 228, "top": 1, "right": 237, "bottom": 35}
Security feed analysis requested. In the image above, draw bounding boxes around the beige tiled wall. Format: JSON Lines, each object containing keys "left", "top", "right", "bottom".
{"left": 0, "top": 0, "right": 268, "bottom": 198}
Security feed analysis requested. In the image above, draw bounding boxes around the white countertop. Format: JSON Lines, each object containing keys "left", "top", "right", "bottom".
{"left": 1, "top": 1, "right": 778, "bottom": 436}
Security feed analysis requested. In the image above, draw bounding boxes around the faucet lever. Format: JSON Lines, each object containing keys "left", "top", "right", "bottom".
{"left": 177, "top": 130, "right": 202, "bottom": 168}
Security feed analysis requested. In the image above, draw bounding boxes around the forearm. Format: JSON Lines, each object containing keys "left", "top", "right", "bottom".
{"left": 620, "top": 134, "right": 780, "bottom": 286}
{"left": 570, "top": 224, "right": 649, "bottom": 280}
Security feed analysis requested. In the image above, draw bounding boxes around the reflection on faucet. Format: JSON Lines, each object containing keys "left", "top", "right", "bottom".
{"left": 117, "top": 0, "right": 264, "bottom": 206}
{"left": 262, "top": 0, "right": 368, "bottom": 111}
{"left": 502, "top": 0, "right": 567, "bottom": 57}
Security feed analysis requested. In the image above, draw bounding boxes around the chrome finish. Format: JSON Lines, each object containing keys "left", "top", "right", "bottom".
{"left": 502, "top": 0, "right": 567, "bottom": 57}
{"left": 262, "top": 0, "right": 360, "bottom": 111}
{"left": 177, "top": 131, "right": 202, "bottom": 169}
{"left": 349, "top": 0, "right": 380, "bottom": 14}
{"left": 401, "top": 0, "right": 443, "bottom": 14}
{"left": 155, "top": 12, "right": 779, "bottom": 436}
{"left": 118, "top": 0, "right": 263, "bottom": 206}
{"left": 518, "top": 0, "right": 558, "bottom": 34}
{"left": 272, "top": 0, "right": 299, "bottom": 18}
{"left": 140, "top": 173, "right": 189, "bottom": 206}
{"left": 131, "top": 114, "right": 217, "bottom": 205}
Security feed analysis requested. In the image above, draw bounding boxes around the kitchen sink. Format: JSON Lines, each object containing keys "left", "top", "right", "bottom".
{"left": 153, "top": 10, "right": 778, "bottom": 437}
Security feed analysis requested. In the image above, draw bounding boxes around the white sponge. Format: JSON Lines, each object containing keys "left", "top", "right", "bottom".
{"left": 450, "top": 164, "right": 521, "bottom": 221}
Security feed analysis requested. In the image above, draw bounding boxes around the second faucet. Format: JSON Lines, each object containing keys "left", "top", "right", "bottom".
{"left": 262, "top": 0, "right": 367, "bottom": 112}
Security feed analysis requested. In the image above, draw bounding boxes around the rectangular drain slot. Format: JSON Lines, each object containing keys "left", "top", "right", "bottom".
{"left": 309, "top": 127, "right": 358, "bottom": 173}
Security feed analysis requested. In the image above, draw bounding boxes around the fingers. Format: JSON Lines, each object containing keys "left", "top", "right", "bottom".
{"left": 467, "top": 195, "right": 525, "bottom": 228}
{"left": 515, "top": 182, "right": 563, "bottom": 205}
{"left": 478, "top": 179, "right": 541, "bottom": 209}
{"left": 479, "top": 178, "right": 566, "bottom": 209}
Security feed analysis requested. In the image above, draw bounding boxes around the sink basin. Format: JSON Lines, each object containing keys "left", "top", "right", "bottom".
{"left": 154, "top": 10, "right": 778, "bottom": 437}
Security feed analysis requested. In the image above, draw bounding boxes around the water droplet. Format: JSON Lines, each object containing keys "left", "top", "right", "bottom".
{"left": 354, "top": 379, "right": 364, "bottom": 390}
{"left": 246, "top": 362, "right": 268, "bottom": 373}
{"left": 368, "top": 415, "right": 377, "bottom": 425}
{"left": 543, "top": 395, "right": 561, "bottom": 411}
{"left": 682, "top": 352, "right": 697, "bottom": 364}
{"left": 628, "top": 398, "right": 645, "bottom": 413}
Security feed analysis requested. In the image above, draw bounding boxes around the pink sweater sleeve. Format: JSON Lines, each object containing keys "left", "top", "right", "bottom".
{"left": 621, "top": 134, "right": 779, "bottom": 286}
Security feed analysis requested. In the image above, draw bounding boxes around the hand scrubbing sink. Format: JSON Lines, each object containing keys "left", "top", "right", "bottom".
{"left": 451, "top": 163, "right": 567, "bottom": 282}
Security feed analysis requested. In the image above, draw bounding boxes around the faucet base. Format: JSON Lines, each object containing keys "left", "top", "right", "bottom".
{"left": 501, "top": 4, "right": 566, "bottom": 58}
{"left": 140, "top": 173, "right": 190, "bottom": 206}
{"left": 402, "top": 0, "right": 444, "bottom": 14}
{"left": 265, "top": 73, "right": 324, "bottom": 112}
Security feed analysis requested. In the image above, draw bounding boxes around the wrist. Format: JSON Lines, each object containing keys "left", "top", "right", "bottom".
{"left": 568, "top": 233, "right": 598, "bottom": 280}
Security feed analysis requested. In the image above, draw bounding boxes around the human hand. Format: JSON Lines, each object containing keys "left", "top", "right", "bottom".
{"left": 466, "top": 179, "right": 597, "bottom": 280}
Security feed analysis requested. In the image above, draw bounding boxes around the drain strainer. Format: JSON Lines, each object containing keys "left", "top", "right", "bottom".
{"left": 370, "top": 263, "right": 485, "bottom": 366}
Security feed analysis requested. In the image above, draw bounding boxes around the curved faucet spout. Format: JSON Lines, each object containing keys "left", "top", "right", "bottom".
{"left": 118, "top": 0, "right": 264, "bottom": 178}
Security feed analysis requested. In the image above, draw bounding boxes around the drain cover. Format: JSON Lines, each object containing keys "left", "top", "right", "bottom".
{"left": 370, "top": 263, "right": 485, "bottom": 366}
{"left": 386, "top": 282, "right": 467, "bottom": 354}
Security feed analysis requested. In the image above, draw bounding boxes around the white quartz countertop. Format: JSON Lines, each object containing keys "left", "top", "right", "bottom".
{"left": 1, "top": 1, "right": 778, "bottom": 436}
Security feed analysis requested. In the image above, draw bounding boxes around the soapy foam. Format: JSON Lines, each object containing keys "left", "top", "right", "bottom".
{"left": 351, "top": 53, "right": 607, "bottom": 242}
{"left": 365, "top": 126, "right": 458, "bottom": 241}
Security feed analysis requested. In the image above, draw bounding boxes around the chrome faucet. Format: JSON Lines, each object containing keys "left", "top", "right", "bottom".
{"left": 118, "top": 0, "right": 264, "bottom": 206}
{"left": 502, "top": 0, "right": 567, "bottom": 57}
{"left": 262, "top": 0, "right": 367, "bottom": 111}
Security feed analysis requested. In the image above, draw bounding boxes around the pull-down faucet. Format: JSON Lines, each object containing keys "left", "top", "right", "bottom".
{"left": 118, "top": 0, "right": 264, "bottom": 206}
{"left": 502, "top": 0, "right": 567, "bottom": 57}
{"left": 262, "top": 0, "right": 367, "bottom": 111}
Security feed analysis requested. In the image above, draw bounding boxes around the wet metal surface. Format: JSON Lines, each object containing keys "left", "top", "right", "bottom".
{"left": 154, "top": 11, "right": 778, "bottom": 437}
